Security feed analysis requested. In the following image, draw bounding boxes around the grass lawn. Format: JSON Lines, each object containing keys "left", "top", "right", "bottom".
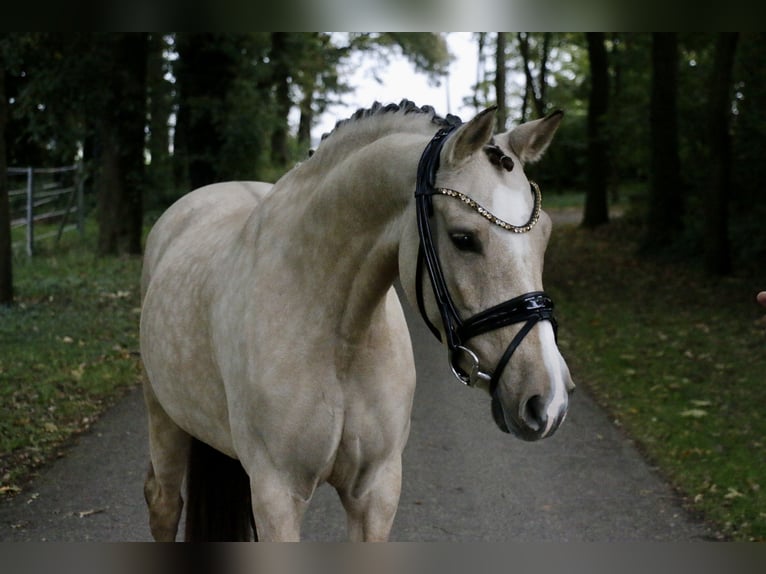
{"left": 0, "top": 226, "right": 143, "bottom": 496}
{"left": 545, "top": 214, "right": 766, "bottom": 541}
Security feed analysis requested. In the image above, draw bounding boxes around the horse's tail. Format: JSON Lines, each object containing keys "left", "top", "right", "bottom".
{"left": 184, "top": 437, "right": 256, "bottom": 541}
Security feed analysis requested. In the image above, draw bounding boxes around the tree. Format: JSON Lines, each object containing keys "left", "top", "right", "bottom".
{"left": 370, "top": 33, "right": 450, "bottom": 79}
{"left": 295, "top": 34, "right": 350, "bottom": 148}
{"left": 471, "top": 33, "right": 491, "bottom": 114}
{"left": 703, "top": 33, "right": 739, "bottom": 275}
{"left": 269, "top": 33, "right": 292, "bottom": 168}
{"left": 173, "top": 33, "right": 278, "bottom": 189}
{"left": 175, "top": 33, "right": 243, "bottom": 191}
{"left": 644, "top": 33, "right": 683, "bottom": 251}
{"left": 517, "top": 32, "right": 551, "bottom": 122}
{"left": 278, "top": 32, "right": 450, "bottom": 153}
{"left": 92, "top": 33, "right": 148, "bottom": 256}
{"left": 1, "top": 34, "right": 150, "bottom": 256}
{"left": 603, "top": 33, "right": 648, "bottom": 203}
{"left": 495, "top": 33, "right": 507, "bottom": 131}
{"left": 4, "top": 34, "right": 84, "bottom": 167}
{"left": 582, "top": 32, "right": 610, "bottom": 228}
{"left": 0, "top": 37, "right": 12, "bottom": 305}
{"left": 732, "top": 33, "right": 766, "bottom": 208}
{"left": 146, "top": 34, "right": 174, "bottom": 210}
{"left": 729, "top": 33, "right": 766, "bottom": 265}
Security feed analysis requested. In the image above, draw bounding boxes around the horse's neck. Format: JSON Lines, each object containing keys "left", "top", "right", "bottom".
{"left": 254, "top": 132, "right": 429, "bottom": 342}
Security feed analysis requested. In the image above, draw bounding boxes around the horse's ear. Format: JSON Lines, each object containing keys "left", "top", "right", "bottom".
{"left": 506, "top": 110, "right": 564, "bottom": 165}
{"left": 442, "top": 106, "right": 497, "bottom": 166}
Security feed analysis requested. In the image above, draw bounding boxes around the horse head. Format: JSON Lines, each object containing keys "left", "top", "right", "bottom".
{"left": 400, "top": 106, "right": 574, "bottom": 441}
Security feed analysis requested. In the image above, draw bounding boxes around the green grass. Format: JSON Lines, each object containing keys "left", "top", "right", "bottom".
{"left": 0, "top": 225, "right": 143, "bottom": 496}
{"left": 545, "top": 218, "right": 766, "bottom": 541}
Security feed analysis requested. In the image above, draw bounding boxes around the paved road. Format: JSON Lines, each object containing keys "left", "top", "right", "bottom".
{"left": 0, "top": 294, "right": 715, "bottom": 542}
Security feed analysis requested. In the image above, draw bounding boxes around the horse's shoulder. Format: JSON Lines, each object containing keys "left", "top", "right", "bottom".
{"left": 168, "top": 181, "right": 272, "bottom": 218}
{"left": 142, "top": 182, "right": 273, "bottom": 295}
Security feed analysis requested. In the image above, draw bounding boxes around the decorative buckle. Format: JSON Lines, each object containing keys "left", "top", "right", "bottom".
{"left": 449, "top": 346, "right": 492, "bottom": 389}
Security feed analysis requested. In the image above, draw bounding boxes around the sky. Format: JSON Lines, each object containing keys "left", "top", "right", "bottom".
{"left": 310, "top": 33, "right": 481, "bottom": 143}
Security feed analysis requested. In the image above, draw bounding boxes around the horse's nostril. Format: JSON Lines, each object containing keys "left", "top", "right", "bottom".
{"left": 522, "top": 395, "right": 547, "bottom": 432}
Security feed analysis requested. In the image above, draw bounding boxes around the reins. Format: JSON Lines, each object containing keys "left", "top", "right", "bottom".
{"left": 414, "top": 126, "right": 558, "bottom": 396}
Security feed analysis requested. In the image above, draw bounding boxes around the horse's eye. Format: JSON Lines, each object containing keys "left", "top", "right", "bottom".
{"left": 449, "top": 232, "right": 482, "bottom": 253}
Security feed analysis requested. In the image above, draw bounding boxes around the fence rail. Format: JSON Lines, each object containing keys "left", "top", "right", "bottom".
{"left": 7, "top": 164, "right": 84, "bottom": 256}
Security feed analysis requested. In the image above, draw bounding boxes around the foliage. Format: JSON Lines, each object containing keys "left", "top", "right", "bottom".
{"left": 729, "top": 33, "right": 766, "bottom": 265}
{"left": 4, "top": 32, "right": 765, "bottom": 264}
{"left": 3, "top": 33, "right": 91, "bottom": 166}
{"left": 346, "top": 33, "right": 450, "bottom": 81}
{"left": 602, "top": 34, "right": 652, "bottom": 183}
{"left": 546, "top": 214, "right": 766, "bottom": 541}
{"left": 0, "top": 224, "right": 142, "bottom": 495}
{"left": 537, "top": 33, "right": 764, "bottom": 271}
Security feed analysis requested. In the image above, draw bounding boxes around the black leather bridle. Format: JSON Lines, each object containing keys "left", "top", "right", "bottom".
{"left": 414, "top": 126, "right": 558, "bottom": 396}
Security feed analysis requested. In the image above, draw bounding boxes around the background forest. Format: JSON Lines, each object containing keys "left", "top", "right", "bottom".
{"left": 1, "top": 33, "right": 764, "bottom": 300}
{"left": 0, "top": 32, "right": 766, "bottom": 292}
{"left": 1, "top": 33, "right": 765, "bottom": 541}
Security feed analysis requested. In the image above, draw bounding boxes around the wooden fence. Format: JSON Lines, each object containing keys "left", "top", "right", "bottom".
{"left": 7, "top": 164, "right": 84, "bottom": 256}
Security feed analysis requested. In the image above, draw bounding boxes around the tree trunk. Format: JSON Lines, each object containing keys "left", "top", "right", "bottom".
{"left": 518, "top": 33, "right": 547, "bottom": 120}
{"left": 270, "top": 33, "right": 292, "bottom": 169}
{"left": 644, "top": 33, "right": 683, "bottom": 251}
{"left": 146, "top": 34, "right": 173, "bottom": 204}
{"left": 175, "top": 34, "right": 236, "bottom": 191}
{"left": 704, "top": 33, "right": 739, "bottom": 275}
{"left": 297, "top": 76, "right": 315, "bottom": 149}
{"left": 474, "top": 33, "right": 488, "bottom": 112}
{"left": 0, "top": 51, "right": 13, "bottom": 305}
{"left": 582, "top": 32, "right": 610, "bottom": 228}
{"left": 538, "top": 33, "right": 551, "bottom": 112}
{"left": 95, "top": 33, "right": 147, "bottom": 256}
{"left": 609, "top": 33, "right": 624, "bottom": 204}
{"left": 494, "top": 32, "right": 507, "bottom": 132}
{"left": 518, "top": 33, "right": 532, "bottom": 122}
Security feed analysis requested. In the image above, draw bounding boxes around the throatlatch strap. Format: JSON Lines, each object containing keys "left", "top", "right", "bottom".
{"left": 414, "top": 125, "right": 465, "bottom": 350}
{"left": 416, "top": 244, "right": 443, "bottom": 342}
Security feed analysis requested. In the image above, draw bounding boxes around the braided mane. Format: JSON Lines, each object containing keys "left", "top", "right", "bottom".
{"left": 319, "top": 99, "right": 462, "bottom": 143}
{"left": 289, "top": 99, "right": 462, "bottom": 187}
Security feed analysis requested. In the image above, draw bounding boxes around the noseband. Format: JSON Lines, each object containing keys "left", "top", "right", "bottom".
{"left": 414, "top": 126, "right": 558, "bottom": 396}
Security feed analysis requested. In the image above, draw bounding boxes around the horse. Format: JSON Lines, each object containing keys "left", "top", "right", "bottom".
{"left": 139, "top": 100, "right": 574, "bottom": 542}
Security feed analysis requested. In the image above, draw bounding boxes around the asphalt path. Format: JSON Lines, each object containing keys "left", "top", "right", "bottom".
{"left": 0, "top": 292, "right": 715, "bottom": 542}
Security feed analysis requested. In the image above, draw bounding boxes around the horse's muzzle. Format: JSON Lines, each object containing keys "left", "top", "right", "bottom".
{"left": 491, "top": 392, "right": 568, "bottom": 441}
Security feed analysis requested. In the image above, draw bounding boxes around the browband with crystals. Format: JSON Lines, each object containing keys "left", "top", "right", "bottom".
{"left": 432, "top": 181, "right": 542, "bottom": 234}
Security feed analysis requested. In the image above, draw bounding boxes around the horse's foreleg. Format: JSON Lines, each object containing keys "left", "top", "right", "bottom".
{"left": 247, "top": 471, "right": 310, "bottom": 541}
{"left": 338, "top": 456, "right": 403, "bottom": 542}
{"left": 143, "top": 383, "right": 190, "bottom": 542}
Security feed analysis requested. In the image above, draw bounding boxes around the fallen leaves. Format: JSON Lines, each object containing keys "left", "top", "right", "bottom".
{"left": 680, "top": 409, "right": 707, "bottom": 418}
{"left": 680, "top": 400, "right": 713, "bottom": 418}
{"left": 76, "top": 508, "right": 105, "bottom": 518}
{"left": 690, "top": 400, "right": 712, "bottom": 407}
{"left": 100, "top": 290, "right": 131, "bottom": 300}
{"left": 43, "top": 422, "right": 59, "bottom": 433}
{"left": 71, "top": 363, "right": 86, "bottom": 381}
{"left": 724, "top": 488, "right": 745, "bottom": 500}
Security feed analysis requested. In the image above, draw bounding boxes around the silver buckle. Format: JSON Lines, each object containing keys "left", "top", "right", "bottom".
{"left": 449, "top": 346, "right": 492, "bottom": 389}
